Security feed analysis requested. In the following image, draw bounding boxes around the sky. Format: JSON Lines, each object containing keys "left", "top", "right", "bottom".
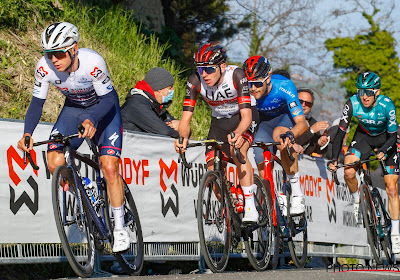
{"left": 224, "top": 0, "right": 400, "bottom": 78}
{"left": 223, "top": 0, "right": 400, "bottom": 122}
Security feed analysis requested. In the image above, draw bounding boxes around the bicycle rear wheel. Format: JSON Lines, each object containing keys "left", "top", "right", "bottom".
{"left": 360, "top": 184, "right": 382, "bottom": 264}
{"left": 287, "top": 194, "right": 308, "bottom": 268}
{"left": 197, "top": 171, "right": 231, "bottom": 273}
{"left": 104, "top": 177, "right": 144, "bottom": 275}
{"left": 244, "top": 175, "right": 274, "bottom": 271}
{"left": 52, "top": 165, "right": 95, "bottom": 278}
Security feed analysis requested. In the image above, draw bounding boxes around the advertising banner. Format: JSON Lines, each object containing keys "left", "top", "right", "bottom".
{"left": 1, "top": 119, "right": 388, "bottom": 246}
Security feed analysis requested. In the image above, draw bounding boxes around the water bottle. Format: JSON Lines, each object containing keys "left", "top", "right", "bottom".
{"left": 83, "top": 177, "right": 97, "bottom": 206}
{"left": 230, "top": 184, "right": 238, "bottom": 206}
{"left": 236, "top": 186, "right": 244, "bottom": 213}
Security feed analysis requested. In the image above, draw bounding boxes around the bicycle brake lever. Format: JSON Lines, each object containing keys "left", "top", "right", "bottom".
{"left": 24, "top": 136, "right": 39, "bottom": 170}
{"left": 179, "top": 136, "right": 192, "bottom": 169}
{"left": 230, "top": 132, "right": 246, "bottom": 164}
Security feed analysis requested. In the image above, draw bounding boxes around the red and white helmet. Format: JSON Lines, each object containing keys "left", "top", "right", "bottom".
{"left": 194, "top": 43, "right": 227, "bottom": 66}
{"left": 41, "top": 22, "right": 79, "bottom": 51}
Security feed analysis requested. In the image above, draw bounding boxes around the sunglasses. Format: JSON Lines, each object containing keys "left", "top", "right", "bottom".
{"left": 358, "top": 88, "right": 378, "bottom": 97}
{"left": 249, "top": 77, "right": 268, "bottom": 88}
{"left": 197, "top": 65, "right": 219, "bottom": 75}
{"left": 299, "top": 99, "right": 313, "bottom": 107}
{"left": 44, "top": 44, "right": 75, "bottom": 60}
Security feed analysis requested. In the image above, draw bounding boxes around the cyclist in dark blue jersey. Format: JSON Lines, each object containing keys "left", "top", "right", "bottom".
{"left": 242, "top": 56, "right": 308, "bottom": 215}
{"left": 17, "top": 22, "right": 129, "bottom": 253}
{"left": 327, "top": 72, "right": 400, "bottom": 253}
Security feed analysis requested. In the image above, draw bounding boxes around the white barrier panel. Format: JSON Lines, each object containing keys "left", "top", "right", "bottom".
{"left": 1, "top": 119, "right": 385, "bottom": 246}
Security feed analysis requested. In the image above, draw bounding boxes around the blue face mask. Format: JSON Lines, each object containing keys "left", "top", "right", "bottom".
{"left": 162, "top": 89, "right": 174, "bottom": 103}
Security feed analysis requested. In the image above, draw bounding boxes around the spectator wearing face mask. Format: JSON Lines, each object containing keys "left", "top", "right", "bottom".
{"left": 121, "top": 67, "right": 180, "bottom": 138}
{"left": 293, "top": 87, "right": 330, "bottom": 156}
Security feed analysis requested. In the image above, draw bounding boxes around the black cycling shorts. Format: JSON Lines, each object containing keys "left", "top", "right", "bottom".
{"left": 206, "top": 106, "right": 259, "bottom": 163}
{"left": 347, "top": 126, "right": 399, "bottom": 175}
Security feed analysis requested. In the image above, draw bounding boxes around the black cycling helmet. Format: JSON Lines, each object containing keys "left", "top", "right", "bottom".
{"left": 194, "top": 43, "right": 227, "bottom": 66}
{"left": 356, "top": 72, "right": 381, "bottom": 89}
{"left": 242, "top": 56, "right": 271, "bottom": 81}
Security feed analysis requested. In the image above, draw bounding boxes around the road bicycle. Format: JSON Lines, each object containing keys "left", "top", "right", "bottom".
{"left": 179, "top": 135, "right": 274, "bottom": 272}
{"left": 24, "top": 126, "right": 144, "bottom": 277}
{"left": 252, "top": 141, "right": 308, "bottom": 268}
{"left": 331, "top": 157, "right": 394, "bottom": 265}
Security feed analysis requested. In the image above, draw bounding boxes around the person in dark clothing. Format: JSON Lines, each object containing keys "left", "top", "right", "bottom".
{"left": 121, "top": 67, "right": 180, "bottom": 138}
{"left": 294, "top": 87, "right": 329, "bottom": 156}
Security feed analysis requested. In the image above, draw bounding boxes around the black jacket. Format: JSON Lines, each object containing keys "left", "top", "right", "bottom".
{"left": 120, "top": 87, "right": 179, "bottom": 138}
{"left": 295, "top": 116, "right": 327, "bottom": 156}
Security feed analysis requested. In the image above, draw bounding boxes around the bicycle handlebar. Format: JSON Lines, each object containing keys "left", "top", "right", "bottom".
{"left": 178, "top": 132, "right": 246, "bottom": 169}
{"left": 24, "top": 125, "right": 100, "bottom": 170}
{"left": 252, "top": 140, "right": 295, "bottom": 161}
{"left": 331, "top": 157, "right": 388, "bottom": 185}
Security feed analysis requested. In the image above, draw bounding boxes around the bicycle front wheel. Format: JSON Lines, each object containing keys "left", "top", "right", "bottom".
{"left": 360, "top": 184, "right": 381, "bottom": 264}
{"left": 287, "top": 194, "right": 308, "bottom": 268}
{"left": 197, "top": 171, "right": 231, "bottom": 273}
{"left": 52, "top": 165, "right": 95, "bottom": 278}
{"left": 244, "top": 174, "right": 274, "bottom": 271}
{"left": 104, "top": 177, "right": 144, "bottom": 275}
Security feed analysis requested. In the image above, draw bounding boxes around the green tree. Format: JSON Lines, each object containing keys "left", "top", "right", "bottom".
{"left": 160, "top": 0, "right": 237, "bottom": 68}
{"left": 325, "top": 11, "right": 400, "bottom": 120}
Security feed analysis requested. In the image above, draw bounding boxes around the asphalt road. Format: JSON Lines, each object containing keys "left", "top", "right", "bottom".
{"left": 55, "top": 267, "right": 400, "bottom": 280}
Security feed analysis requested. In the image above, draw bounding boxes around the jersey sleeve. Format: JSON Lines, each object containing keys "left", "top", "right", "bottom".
{"left": 332, "top": 99, "right": 354, "bottom": 160}
{"left": 87, "top": 51, "right": 114, "bottom": 96}
{"left": 232, "top": 68, "right": 251, "bottom": 109}
{"left": 384, "top": 97, "right": 397, "bottom": 133}
{"left": 183, "top": 73, "right": 201, "bottom": 112}
{"left": 284, "top": 82, "right": 303, "bottom": 118}
{"left": 32, "top": 57, "right": 51, "bottom": 100}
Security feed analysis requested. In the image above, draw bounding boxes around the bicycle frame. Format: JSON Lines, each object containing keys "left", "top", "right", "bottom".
{"left": 259, "top": 146, "right": 306, "bottom": 237}
{"left": 63, "top": 143, "right": 112, "bottom": 241}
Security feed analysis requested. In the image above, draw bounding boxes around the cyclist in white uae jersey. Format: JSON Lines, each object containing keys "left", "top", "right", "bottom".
{"left": 175, "top": 43, "right": 260, "bottom": 223}
{"left": 17, "top": 22, "right": 129, "bottom": 253}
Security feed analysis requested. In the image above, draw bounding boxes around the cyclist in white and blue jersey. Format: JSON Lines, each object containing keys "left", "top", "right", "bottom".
{"left": 327, "top": 72, "right": 400, "bottom": 253}
{"left": 17, "top": 22, "right": 129, "bottom": 253}
{"left": 242, "top": 56, "right": 308, "bottom": 215}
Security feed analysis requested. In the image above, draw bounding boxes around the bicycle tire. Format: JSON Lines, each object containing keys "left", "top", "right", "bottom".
{"left": 52, "top": 165, "right": 95, "bottom": 278}
{"left": 375, "top": 191, "right": 394, "bottom": 264}
{"left": 197, "top": 170, "right": 231, "bottom": 273}
{"left": 287, "top": 193, "right": 308, "bottom": 268}
{"left": 263, "top": 180, "right": 280, "bottom": 270}
{"left": 103, "top": 176, "right": 144, "bottom": 275}
{"left": 244, "top": 175, "right": 274, "bottom": 271}
{"left": 360, "top": 184, "right": 382, "bottom": 264}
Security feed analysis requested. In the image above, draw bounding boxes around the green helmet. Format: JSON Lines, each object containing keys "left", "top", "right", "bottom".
{"left": 356, "top": 72, "right": 381, "bottom": 89}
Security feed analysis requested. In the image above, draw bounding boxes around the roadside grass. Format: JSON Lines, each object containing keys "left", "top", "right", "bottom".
{"left": 0, "top": 0, "right": 211, "bottom": 139}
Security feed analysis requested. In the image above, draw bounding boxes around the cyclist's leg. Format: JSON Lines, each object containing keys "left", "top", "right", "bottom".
{"left": 383, "top": 148, "right": 400, "bottom": 252}
{"left": 96, "top": 92, "right": 127, "bottom": 252}
{"left": 235, "top": 106, "right": 259, "bottom": 222}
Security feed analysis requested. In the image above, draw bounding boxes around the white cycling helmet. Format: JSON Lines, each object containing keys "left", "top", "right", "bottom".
{"left": 41, "top": 22, "right": 79, "bottom": 51}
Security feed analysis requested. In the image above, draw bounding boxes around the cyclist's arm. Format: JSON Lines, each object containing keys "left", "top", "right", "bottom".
{"left": 78, "top": 92, "right": 115, "bottom": 126}
{"left": 332, "top": 99, "right": 353, "bottom": 160}
{"left": 283, "top": 82, "right": 307, "bottom": 138}
{"left": 233, "top": 68, "right": 252, "bottom": 136}
{"left": 85, "top": 52, "right": 116, "bottom": 126}
{"left": 379, "top": 101, "right": 397, "bottom": 154}
{"left": 24, "top": 96, "right": 46, "bottom": 135}
{"left": 24, "top": 59, "right": 51, "bottom": 135}
{"left": 180, "top": 73, "right": 201, "bottom": 139}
